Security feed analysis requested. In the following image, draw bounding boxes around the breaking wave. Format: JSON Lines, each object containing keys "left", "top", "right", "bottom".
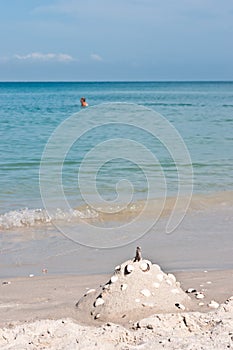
{"left": 0, "top": 207, "right": 99, "bottom": 230}
{"left": 1, "top": 190, "right": 233, "bottom": 231}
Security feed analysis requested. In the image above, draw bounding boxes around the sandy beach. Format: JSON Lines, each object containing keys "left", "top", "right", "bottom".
{"left": 1, "top": 0, "right": 233, "bottom": 344}
{"left": 1, "top": 83, "right": 233, "bottom": 349}
{"left": 1, "top": 265, "right": 233, "bottom": 349}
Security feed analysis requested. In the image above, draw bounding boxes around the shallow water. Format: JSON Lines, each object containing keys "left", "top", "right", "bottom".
{"left": 0, "top": 192, "right": 233, "bottom": 277}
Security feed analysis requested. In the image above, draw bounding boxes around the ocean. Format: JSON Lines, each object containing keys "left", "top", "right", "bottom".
{"left": 0, "top": 82, "right": 233, "bottom": 277}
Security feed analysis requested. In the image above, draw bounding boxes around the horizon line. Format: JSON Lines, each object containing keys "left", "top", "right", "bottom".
{"left": 0, "top": 80, "right": 233, "bottom": 83}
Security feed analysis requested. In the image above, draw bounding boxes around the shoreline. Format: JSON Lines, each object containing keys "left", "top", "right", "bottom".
{"left": 1, "top": 189, "right": 233, "bottom": 279}
{"left": 1, "top": 189, "right": 233, "bottom": 230}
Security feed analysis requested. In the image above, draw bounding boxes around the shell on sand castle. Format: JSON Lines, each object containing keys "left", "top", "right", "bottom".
{"left": 110, "top": 275, "right": 118, "bottom": 283}
{"left": 103, "top": 284, "right": 110, "bottom": 290}
{"left": 94, "top": 297, "right": 105, "bottom": 307}
{"left": 114, "top": 265, "right": 121, "bottom": 273}
{"left": 195, "top": 293, "right": 205, "bottom": 299}
{"left": 125, "top": 264, "right": 134, "bottom": 274}
{"left": 76, "top": 253, "right": 193, "bottom": 323}
{"left": 186, "top": 288, "right": 197, "bottom": 293}
{"left": 175, "top": 303, "right": 186, "bottom": 310}
{"left": 140, "top": 260, "right": 151, "bottom": 272}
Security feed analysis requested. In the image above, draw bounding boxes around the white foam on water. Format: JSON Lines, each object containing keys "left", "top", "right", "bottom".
{"left": 0, "top": 207, "right": 99, "bottom": 230}
{"left": 0, "top": 190, "right": 232, "bottom": 231}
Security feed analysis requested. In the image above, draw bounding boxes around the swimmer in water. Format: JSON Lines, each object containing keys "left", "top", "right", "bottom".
{"left": 80, "top": 97, "right": 88, "bottom": 107}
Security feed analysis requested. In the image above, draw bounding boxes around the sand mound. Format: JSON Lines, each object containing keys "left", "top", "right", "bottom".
{"left": 1, "top": 295, "right": 233, "bottom": 349}
{"left": 76, "top": 248, "right": 193, "bottom": 324}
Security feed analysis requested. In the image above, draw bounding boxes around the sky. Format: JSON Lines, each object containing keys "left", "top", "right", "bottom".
{"left": 0, "top": 0, "right": 233, "bottom": 81}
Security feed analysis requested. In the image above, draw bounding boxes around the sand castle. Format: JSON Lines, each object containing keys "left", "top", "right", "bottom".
{"left": 2, "top": 248, "right": 233, "bottom": 349}
{"left": 76, "top": 247, "right": 193, "bottom": 323}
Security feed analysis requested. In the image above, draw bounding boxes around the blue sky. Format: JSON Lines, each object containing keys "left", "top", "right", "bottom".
{"left": 0, "top": 0, "right": 233, "bottom": 81}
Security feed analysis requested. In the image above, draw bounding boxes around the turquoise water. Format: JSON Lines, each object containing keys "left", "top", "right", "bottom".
{"left": 1, "top": 82, "right": 233, "bottom": 217}
{"left": 0, "top": 82, "right": 233, "bottom": 276}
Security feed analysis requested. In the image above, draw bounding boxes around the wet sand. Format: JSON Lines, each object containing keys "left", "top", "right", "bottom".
{"left": 1, "top": 201, "right": 233, "bottom": 279}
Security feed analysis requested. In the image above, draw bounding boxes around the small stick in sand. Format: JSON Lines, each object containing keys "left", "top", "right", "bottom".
{"left": 134, "top": 246, "right": 142, "bottom": 262}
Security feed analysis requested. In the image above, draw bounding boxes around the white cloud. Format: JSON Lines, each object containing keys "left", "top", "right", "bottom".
{"left": 90, "top": 53, "right": 103, "bottom": 62}
{"left": 14, "top": 52, "right": 75, "bottom": 62}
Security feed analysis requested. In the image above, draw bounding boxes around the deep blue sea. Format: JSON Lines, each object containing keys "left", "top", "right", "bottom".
{"left": 0, "top": 82, "right": 233, "bottom": 276}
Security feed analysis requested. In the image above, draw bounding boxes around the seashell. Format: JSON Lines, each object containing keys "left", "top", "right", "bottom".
{"left": 167, "top": 273, "right": 176, "bottom": 283}
{"left": 94, "top": 313, "right": 100, "bottom": 319}
{"left": 199, "top": 302, "right": 205, "bottom": 306}
{"left": 110, "top": 275, "right": 118, "bottom": 283}
{"left": 103, "top": 284, "right": 110, "bottom": 290}
{"left": 156, "top": 274, "right": 164, "bottom": 282}
{"left": 135, "top": 298, "right": 140, "bottom": 303}
{"left": 153, "top": 282, "right": 160, "bottom": 289}
{"left": 140, "top": 289, "right": 151, "bottom": 297}
{"left": 206, "top": 281, "right": 212, "bottom": 284}
{"left": 140, "top": 262, "right": 150, "bottom": 272}
{"left": 208, "top": 300, "right": 219, "bottom": 309}
{"left": 94, "top": 298, "right": 105, "bottom": 307}
{"left": 121, "top": 284, "right": 128, "bottom": 291}
{"left": 125, "top": 264, "right": 134, "bottom": 274}
{"left": 85, "top": 288, "right": 96, "bottom": 295}
{"left": 175, "top": 303, "right": 185, "bottom": 311}
{"left": 195, "top": 293, "right": 205, "bottom": 299}
{"left": 186, "top": 288, "right": 197, "bottom": 293}
{"left": 171, "top": 288, "right": 180, "bottom": 294}
{"left": 225, "top": 297, "right": 233, "bottom": 304}
{"left": 115, "top": 265, "right": 121, "bottom": 273}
